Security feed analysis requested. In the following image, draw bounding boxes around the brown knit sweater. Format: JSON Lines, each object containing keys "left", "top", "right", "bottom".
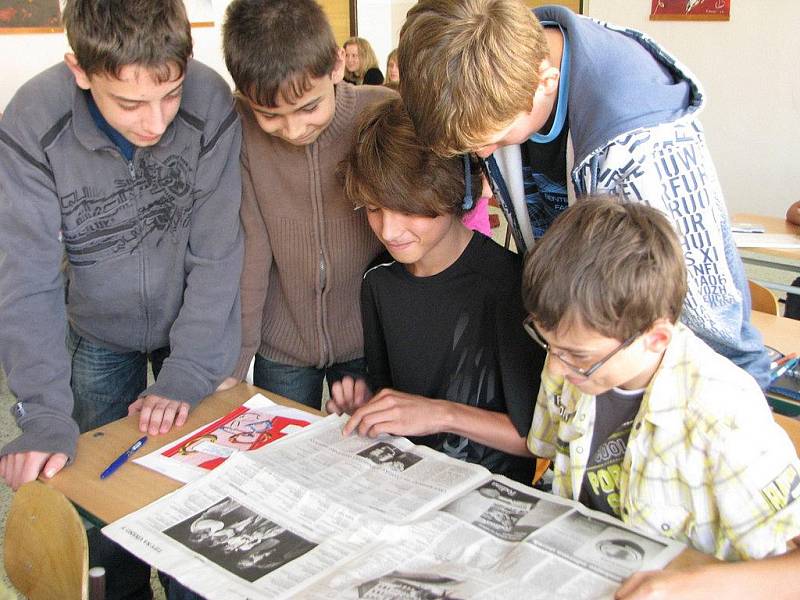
{"left": 232, "top": 82, "right": 394, "bottom": 379}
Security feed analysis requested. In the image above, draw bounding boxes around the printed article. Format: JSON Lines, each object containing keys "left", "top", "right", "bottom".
{"left": 104, "top": 415, "right": 684, "bottom": 599}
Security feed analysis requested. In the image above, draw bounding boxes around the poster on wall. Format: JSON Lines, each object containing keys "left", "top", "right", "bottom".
{"left": 0, "top": 0, "right": 62, "bottom": 33}
{"left": 650, "top": 0, "right": 730, "bottom": 21}
{"left": 0, "top": 0, "right": 214, "bottom": 34}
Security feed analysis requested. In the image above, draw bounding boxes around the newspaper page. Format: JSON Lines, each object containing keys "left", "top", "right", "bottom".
{"left": 134, "top": 393, "right": 318, "bottom": 483}
{"left": 103, "top": 415, "right": 491, "bottom": 599}
{"left": 302, "top": 477, "right": 685, "bottom": 600}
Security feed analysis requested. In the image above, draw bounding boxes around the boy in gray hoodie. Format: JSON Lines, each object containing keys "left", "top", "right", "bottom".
{"left": 0, "top": 0, "right": 242, "bottom": 491}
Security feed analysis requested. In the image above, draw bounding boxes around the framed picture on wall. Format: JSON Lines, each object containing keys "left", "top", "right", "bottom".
{"left": 650, "top": 0, "right": 730, "bottom": 21}
{"left": 0, "top": 0, "right": 62, "bottom": 33}
{"left": 0, "top": 0, "right": 215, "bottom": 34}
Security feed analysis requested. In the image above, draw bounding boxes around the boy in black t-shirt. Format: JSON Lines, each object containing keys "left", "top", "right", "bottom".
{"left": 328, "top": 98, "right": 545, "bottom": 483}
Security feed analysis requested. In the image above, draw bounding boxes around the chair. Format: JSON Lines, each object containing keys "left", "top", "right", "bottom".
{"left": 749, "top": 280, "right": 779, "bottom": 315}
{"left": 4, "top": 480, "right": 103, "bottom": 600}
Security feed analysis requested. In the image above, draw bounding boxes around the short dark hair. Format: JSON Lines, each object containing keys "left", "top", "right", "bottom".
{"left": 61, "top": 0, "right": 192, "bottom": 82}
{"left": 522, "top": 197, "right": 687, "bottom": 340}
{"left": 342, "top": 97, "right": 481, "bottom": 217}
{"left": 223, "top": 0, "right": 339, "bottom": 107}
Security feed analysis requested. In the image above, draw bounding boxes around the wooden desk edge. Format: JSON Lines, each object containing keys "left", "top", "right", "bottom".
{"left": 47, "top": 383, "right": 319, "bottom": 524}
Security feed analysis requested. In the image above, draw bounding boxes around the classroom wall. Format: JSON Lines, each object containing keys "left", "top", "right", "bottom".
{"left": 583, "top": 0, "right": 800, "bottom": 218}
{"left": 1, "top": 1, "right": 798, "bottom": 219}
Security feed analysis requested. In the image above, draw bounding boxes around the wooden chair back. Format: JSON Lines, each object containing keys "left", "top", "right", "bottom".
{"left": 749, "top": 280, "right": 779, "bottom": 315}
{"left": 4, "top": 481, "right": 89, "bottom": 600}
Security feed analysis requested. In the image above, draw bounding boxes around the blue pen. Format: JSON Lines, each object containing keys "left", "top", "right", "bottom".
{"left": 100, "top": 435, "right": 147, "bottom": 479}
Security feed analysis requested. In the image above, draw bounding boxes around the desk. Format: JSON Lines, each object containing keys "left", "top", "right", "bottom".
{"left": 734, "top": 213, "right": 800, "bottom": 295}
{"left": 47, "top": 383, "right": 713, "bottom": 573}
{"left": 751, "top": 311, "right": 800, "bottom": 416}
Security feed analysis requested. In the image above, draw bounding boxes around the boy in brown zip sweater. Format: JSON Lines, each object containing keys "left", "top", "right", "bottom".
{"left": 218, "top": 0, "right": 394, "bottom": 409}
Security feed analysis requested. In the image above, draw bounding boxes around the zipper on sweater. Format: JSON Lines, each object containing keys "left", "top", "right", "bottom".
{"left": 319, "top": 250, "right": 328, "bottom": 361}
{"left": 127, "top": 151, "right": 150, "bottom": 348}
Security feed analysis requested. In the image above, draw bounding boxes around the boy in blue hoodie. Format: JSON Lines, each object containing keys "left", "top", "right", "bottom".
{"left": 398, "top": 0, "right": 771, "bottom": 389}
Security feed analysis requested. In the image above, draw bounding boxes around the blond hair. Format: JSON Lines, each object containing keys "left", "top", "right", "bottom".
{"left": 343, "top": 37, "right": 379, "bottom": 85}
{"left": 522, "top": 197, "right": 687, "bottom": 340}
{"left": 398, "top": 0, "right": 548, "bottom": 156}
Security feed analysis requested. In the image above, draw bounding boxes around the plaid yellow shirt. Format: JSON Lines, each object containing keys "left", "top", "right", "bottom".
{"left": 528, "top": 323, "right": 800, "bottom": 560}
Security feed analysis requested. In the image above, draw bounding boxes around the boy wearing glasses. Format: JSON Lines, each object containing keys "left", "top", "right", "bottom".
{"left": 523, "top": 197, "right": 800, "bottom": 598}
{"left": 327, "top": 97, "right": 545, "bottom": 484}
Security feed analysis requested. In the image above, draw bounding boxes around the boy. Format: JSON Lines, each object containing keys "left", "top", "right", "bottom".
{"left": 523, "top": 198, "right": 800, "bottom": 598}
{"left": 327, "top": 97, "right": 545, "bottom": 483}
{"left": 0, "top": 0, "right": 242, "bottom": 489}
{"left": 0, "top": 0, "right": 242, "bottom": 597}
{"left": 397, "top": 0, "right": 771, "bottom": 390}
{"left": 220, "top": 0, "right": 394, "bottom": 409}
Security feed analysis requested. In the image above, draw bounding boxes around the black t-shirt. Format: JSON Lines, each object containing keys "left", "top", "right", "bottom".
{"left": 579, "top": 387, "right": 643, "bottom": 517}
{"left": 360, "top": 233, "right": 546, "bottom": 483}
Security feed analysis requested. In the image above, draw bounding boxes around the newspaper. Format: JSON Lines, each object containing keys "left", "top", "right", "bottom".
{"left": 134, "top": 393, "right": 318, "bottom": 483}
{"left": 103, "top": 416, "right": 684, "bottom": 599}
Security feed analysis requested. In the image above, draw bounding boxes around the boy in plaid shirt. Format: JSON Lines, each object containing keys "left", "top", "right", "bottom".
{"left": 523, "top": 197, "right": 800, "bottom": 598}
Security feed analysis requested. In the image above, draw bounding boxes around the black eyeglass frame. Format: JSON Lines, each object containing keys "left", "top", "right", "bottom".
{"left": 523, "top": 316, "right": 639, "bottom": 378}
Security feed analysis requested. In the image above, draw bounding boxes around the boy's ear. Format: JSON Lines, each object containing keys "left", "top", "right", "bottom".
{"left": 535, "top": 59, "right": 560, "bottom": 97}
{"left": 64, "top": 53, "right": 92, "bottom": 90}
{"left": 330, "top": 47, "right": 346, "bottom": 84}
{"left": 641, "top": 318, "right": 673, "bottom": 354}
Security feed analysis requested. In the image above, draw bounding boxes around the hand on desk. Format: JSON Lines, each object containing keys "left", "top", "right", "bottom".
{"left": 340, "top": 388, "right": 446, "bottom": 439}
{"left": 128, "top": 394, "right": 190, "bottom": 436}
{"left": 0, "top": 450, "right": 68, "bottom": 490}
{"left": 326, "top": 376, "right": 372, "bottom": 416}
{"left": 216, "top": 377, "right": 239, "bottom": 392}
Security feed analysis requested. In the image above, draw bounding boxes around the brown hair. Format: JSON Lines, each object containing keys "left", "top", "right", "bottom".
{"left": 522, "top": 197, "right": 687, "bottom": 340}
{"left": 342, "top": 97, "right": 481, "bottom": 217}
{"left": 223, "top": 0, "right": 339, "bottom": 107}
{"left": 398, "top": 0, "right": 548, "bottom": 157}
{"left": 343, "top": 37, "right": 379, "bottom": 85}
{"left": 61, "top": 0, "right": 192, "bottom": 82}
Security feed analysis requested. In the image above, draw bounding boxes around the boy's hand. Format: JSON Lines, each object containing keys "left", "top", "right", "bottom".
{"left": 342, "top": 388, "right": 445, "bottom": 438}
{"left": 216, "top": 377, "right": 239, "bottom": 392}
{"left": 616, "top": 567, "right": 726, "bottom": 600}
{"left": 0, "top": 451, "right": 69, "bottom": 490}
{"left": 326, "top": 376, "right": 372, "bottom": 415}
{"left": 129, "top": 394, "right": 190, "bottom": 435}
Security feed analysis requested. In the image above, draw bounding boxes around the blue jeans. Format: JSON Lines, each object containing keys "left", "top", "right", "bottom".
{"left": 253, "top": 354, "right": 368, "bottom": 410}
{"left": 67, "top": 327, "right": 170, "bottom": 600}
{"left": 67, "top": 327, "right": 169, "bottom": 432}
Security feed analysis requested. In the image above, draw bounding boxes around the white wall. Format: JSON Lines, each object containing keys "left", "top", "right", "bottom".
{"left": 583, "top": 0, "right": 800, "bottom": 217}
{"left": 356, "top": 0, "right": 416, "bottom": 75}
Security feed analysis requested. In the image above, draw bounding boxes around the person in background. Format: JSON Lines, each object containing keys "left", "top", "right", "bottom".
{"left": 385, "top": 47, "right": 400, "bottom": 90}
{"left": 786, "top": 200, "right": 800, "bottom": 226}
{"left": 344, "top": 36, "right": 383, "bottom": 85}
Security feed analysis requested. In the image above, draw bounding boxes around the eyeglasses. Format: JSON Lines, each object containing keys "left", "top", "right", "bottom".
{"left": 523, "top": 316, "right": 639, "bottom": 378}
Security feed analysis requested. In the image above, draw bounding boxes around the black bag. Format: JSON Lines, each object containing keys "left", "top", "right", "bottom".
{"left": 785, "top": 277, "right": 800, "bottom": 320}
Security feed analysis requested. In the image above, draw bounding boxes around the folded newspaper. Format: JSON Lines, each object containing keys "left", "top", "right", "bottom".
{"left": 103, "top": 415, "right": 684, "bottom": 599}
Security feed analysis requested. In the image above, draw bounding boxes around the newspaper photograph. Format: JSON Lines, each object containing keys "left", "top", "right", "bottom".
{"left": 104, "top": 417, "right": 684, "bottom": 599}
{"left": 134, "top": 393, "right": 317, "bottom": 482}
